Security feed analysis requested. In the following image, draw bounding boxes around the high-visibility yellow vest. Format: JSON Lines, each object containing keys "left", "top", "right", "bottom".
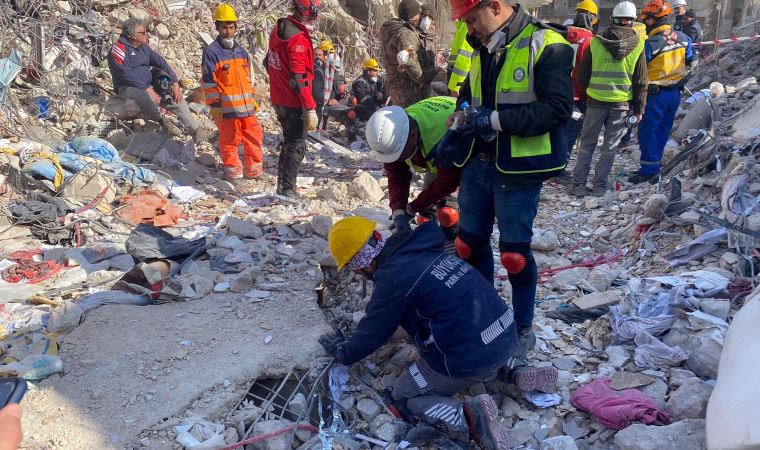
{"left": 447, "top": 21, "right": 473, "bottom": 95}
{"left": 405, "top": 96, "right": 457, "bottom": 173}
{"left": 459, "top": 22, "right": 570, "bottom": 175}
{"left": 586, "top": 37, "right": 643, "bottom": 102}
{"left": 633, "top": 22, "right": 647, "bottom": 40}
{"left": 647, "top": 24, "right": 689, "bottom": 86}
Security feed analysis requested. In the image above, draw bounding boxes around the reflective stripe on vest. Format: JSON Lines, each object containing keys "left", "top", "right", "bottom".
{"left": 647, "top": 25, "right": 688, "bottom": 86}
{"left": 448, "top": 21, "right": 474, "bottom": 94}
{"left": 462, "top": 23, "right": 570, "bottom": 174}
{"left": 586, "top": 37, "right": 643, "bottom": 102}
{"left": 405, "top": 96, "right": 457, "bottom": 173}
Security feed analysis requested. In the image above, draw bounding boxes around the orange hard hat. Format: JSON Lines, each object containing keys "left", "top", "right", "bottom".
{"left": 640, "top": 0, "right": 672, "bottom": 19}
{"left": 451, "top": 0, "right": 480, "bottom": 20}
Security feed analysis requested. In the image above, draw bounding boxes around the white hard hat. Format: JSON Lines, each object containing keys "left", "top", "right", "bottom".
{"left": 672, "top": 0, "right": 687, "bottom": 7}
{"left": 612, "top": 1, "right": 637, "bottom": 18}
{"left": 366, "top": 106, "right": 410, "bottom": 163}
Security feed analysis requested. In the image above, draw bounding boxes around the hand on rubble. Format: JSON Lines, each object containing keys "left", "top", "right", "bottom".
{"left": 304, "top": 109, "right": 319, "bottom": 131}
{"left": 318, "top": 331, "right": 345, "bottom": 360}
{"left": 146, "top": 87, "right": 161, "bottom": 105}
{"left": 0, "top": 404, "right": 22, "bottom": 450}
{"left": 172, "top": 82, "right": 184, "bottom": 104}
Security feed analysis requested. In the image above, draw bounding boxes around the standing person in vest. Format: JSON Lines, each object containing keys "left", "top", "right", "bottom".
{"left": 629, "top": 0, "right": 693, "bottom": 183}
{"left": 448, "top": 21, "right": 474, "bottom": 97}
{"left": 378, "top": 0, "right": 438, "bottom": 107}
{"left": 266, "top": 0, "right": 320, "bottom": 197}
{"left": 447, "top": 0, "right": 573, "bottom": 359}
{"left": 552, "top": 0, "right": 597, "bottom": 184}
{"left": 567, "top": 1, "right": 647, "bottom": 197}
{"left": 202, "top": 3, "right": 264, "bottom": 183}
{"left": 365, "top": 97, "right": 462, "bottom": 233}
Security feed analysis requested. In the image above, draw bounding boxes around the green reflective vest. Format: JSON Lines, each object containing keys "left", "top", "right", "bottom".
{"left": 447, "top": 21, "right": 474, "bottom": 95}
{"left": 459, "top": 22, "right": 570, "bottom": 175}
{"left": 405, "top": 96, "right": 457, "bottom": 173}
{"left": 586, "top": 37, "right": 644, "bottom": 102}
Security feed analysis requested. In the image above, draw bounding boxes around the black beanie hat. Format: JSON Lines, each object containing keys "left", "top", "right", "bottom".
{"left": 398, "top": 0, "right": 422, "bottom": 21}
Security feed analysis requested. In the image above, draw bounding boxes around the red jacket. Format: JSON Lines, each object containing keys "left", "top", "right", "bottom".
{"left": 566, "top": 26, "right": 593, "bottom": 102}
{"left": 385, "top": 151, "right": 461, "bottom": 214}
{"left": 266, "top": 16, "right": 316, "bottom": 110}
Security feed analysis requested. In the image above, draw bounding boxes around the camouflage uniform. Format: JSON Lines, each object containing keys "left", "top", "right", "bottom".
{"left": 378, "top": 19, "right": 437, "bottom": 108}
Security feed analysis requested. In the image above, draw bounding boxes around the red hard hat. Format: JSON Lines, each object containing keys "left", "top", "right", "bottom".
{"left": 451, "top": 0, "right": 480, "bottom": 19}
{"left": 294, "top": 0, "right": 320, "bottom": 18}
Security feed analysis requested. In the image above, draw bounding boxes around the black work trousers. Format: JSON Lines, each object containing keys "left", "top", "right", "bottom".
{"left": 274, "top": 105, "right": 307, "bottom": 193}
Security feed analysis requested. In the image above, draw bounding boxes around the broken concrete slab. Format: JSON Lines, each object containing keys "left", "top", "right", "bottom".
{"left": 666, "top": 379, "right": 713, "bottom": 420}
{"left": 573, "top": 290, "right": 623, "bottom": 310}
{"left": 610, "top": 371, "right": 655, "bottom": 390}
{"left": 613, "top": 419, "right": 707, "bottom": 450}
{"left": 21, "top": 295, "right": 330, "bottom": 449}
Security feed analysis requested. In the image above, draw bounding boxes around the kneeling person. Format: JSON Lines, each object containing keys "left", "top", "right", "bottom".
{"left": 320, "top": 217, "right": 557, "bottom": 449}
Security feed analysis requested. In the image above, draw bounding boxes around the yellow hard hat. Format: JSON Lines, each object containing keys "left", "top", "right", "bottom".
{"left": 575, "top": 0, "right": 599, "bottom": 15}
{"left": 319, "top": 40, "right": 334, "bottom": 52}
{"left": 214, "top": 3, "right": 238, "bottom": 22}
{"left": 363, "top": 58, "right": 381, "bottom": 71}
{"left": 328, "top": 217, "right": 376, "bottom": 270}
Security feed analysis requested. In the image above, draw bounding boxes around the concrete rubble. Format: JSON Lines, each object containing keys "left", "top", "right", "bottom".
{"left": 0, "top": 1, "right": 759, "bottom": 449}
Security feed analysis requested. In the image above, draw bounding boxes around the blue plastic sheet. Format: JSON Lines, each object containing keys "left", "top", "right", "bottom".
{"left": 57, "top": 137, "right": 120, "bottom": 162}
{"left": 0, "top": 49, "right": 22, "bottom": 103}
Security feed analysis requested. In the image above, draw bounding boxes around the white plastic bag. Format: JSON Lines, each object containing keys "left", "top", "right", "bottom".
{"left": 396, "top": 49, "right": 411, "bottom": 65}
{"left": 174, "top": 416, "right": 226, "bottom": 450}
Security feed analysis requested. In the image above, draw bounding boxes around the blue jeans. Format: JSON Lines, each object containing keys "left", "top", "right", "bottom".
{"left": 458, "top": 159, "right": 541, "bottom": 328}
{"left": 638, "top": 87, "right": 680, "bottom": 175}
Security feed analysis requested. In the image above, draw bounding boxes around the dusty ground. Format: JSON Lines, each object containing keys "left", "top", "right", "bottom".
{"left": 21, "top": 292, "right": 330, "bottom": 449}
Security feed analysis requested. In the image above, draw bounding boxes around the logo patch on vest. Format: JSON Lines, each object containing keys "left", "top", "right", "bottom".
{"left": 513, "top": 67, "right": 526, "bottom": 82}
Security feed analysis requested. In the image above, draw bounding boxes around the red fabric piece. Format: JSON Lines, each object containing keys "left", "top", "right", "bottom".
{"left": 215, "top": 115, "right": 264, "bottom": 177}
{"left": 2, "top": 260, "right": 62, "bottom": 284}
{"left": 266, "top": 16, "right": 316, "bottom": 109}
{"left": 570, "top": 378, "right": 672, "bottom": 430}
{"left": 385, "top": 152, "right": 462, "bottom": 214}
{"left": 566, "top": 26, "right": 593, "bottom": 101}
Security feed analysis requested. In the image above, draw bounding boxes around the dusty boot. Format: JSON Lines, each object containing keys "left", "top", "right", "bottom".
{"left": 627, "top": 171, "right": 655, "bottom": 184}
{"left": 464, "top": 394, "right": 509, "bottom": 450}
{"left": 509, "top": 366, "right": 559, "bottom": 393}
{"left": 551, "top": 171, "right": 574, "bottom": 186}
{"left": 512, "top": 327, "right": 536, "bottom": 361}
{"left": 590, "top": 186, "right": 607, "bottom": 197}
{"left": 565, "top": 183, "right": 587, "bottom": 197}
{"left": 161, "top": 117, "right": 183, "bottom": 137}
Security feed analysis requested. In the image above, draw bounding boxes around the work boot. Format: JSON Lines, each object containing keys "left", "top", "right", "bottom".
{"left": 565, "top": 183, "right": 587, "bottom": 197}
{"left": 627, "top": 171, "right": 655, "bottom": 184}
{"left": 276, "top": 187, "right": 298, "bottom": 199}
{"left": 590, "top": 186, "right": 607, "bottom": 197}
{"left": 509, "top": 366, "right": 559, "bottom": 393}
{"left": 161, "top": 117, "right": 183, "bottom": 137}
{"left": 551, "top": 171, "right": 574, "bottom": 186}
{"left": 464, "top": 394, "right": 509, "bottom": 450}
{"left": 512, "top": 327, "right": 536, "bottom": 361}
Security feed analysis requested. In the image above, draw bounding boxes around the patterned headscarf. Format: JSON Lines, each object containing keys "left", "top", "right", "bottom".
{"left": 346, "top": 231, "right": 386, "bottom": 271}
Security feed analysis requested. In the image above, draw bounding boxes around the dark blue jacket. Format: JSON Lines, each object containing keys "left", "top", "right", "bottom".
{"left": 107, "top": 35, "right": 177, "bottom": 91}
{"left": 336, "top": 222, "right": 518, "bottom": 378}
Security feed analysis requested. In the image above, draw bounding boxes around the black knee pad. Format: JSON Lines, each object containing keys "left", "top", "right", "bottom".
{"left": 499, "top": 242, "right": 536, "bottom": 287}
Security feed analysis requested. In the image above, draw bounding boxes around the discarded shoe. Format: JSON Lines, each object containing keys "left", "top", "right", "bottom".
{"left": 510, "top": 366, "right": 559, "bottom": 393}
{"left": 464, "top": 394, "right": 509, "bottom": 450}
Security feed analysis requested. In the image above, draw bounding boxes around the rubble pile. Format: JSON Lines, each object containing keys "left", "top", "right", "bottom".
{"left": 1, "top": 0, "right": 760, "bottom": 449}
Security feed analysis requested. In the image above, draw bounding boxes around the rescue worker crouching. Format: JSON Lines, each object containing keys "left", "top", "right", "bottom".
{"left": 351, "top": 58, "right": 388, "bottom": 122}
{"left": 266, "top": 0, "right": 321, "bottom": 197}
{"left": 445, "top": 0, "right": 574, "bottom": 360}
{"left": 628, "top": 0, "right": 693, "bottom": 183}
{"left": 202, "top": 3, "right": 265, "bottom": 183}
{"left": 320, "top": 217, "right": 559, "bottom": 450}
{"left": 366, "top": 96, "right": 461, "bottom": 236}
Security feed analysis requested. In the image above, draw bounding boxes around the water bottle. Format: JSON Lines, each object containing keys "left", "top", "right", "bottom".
{"left": 461, "top": 101, "right": 497, "bottom": 142}
{"left": 626, "top": 115, "right": 639, "bottom": 126}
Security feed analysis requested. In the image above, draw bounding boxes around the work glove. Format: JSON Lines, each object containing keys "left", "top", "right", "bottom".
{"left": 425, "top": 128, "right": 471, "bottom": 169}
{"left": 209, "top": 107, "right": 222, "bottom": 123}
{"left": 375, "top": 91, "right": 385, "bottom": 103}
{"left": 460, "top": 107, "right": 497, "bottom": 137}
{"left": 319, "top": 330, "right": 346, "bottom": 361}
{"left": 304, "top": 109, "right": 319, "bottom": 132}
{"left": 392, "top": 210, "right": 413, "bottom": 233}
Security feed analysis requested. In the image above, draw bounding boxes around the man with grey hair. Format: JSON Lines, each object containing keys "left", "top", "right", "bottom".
{"left": 108, "top": 18, "right": 198, "bottom": 137}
